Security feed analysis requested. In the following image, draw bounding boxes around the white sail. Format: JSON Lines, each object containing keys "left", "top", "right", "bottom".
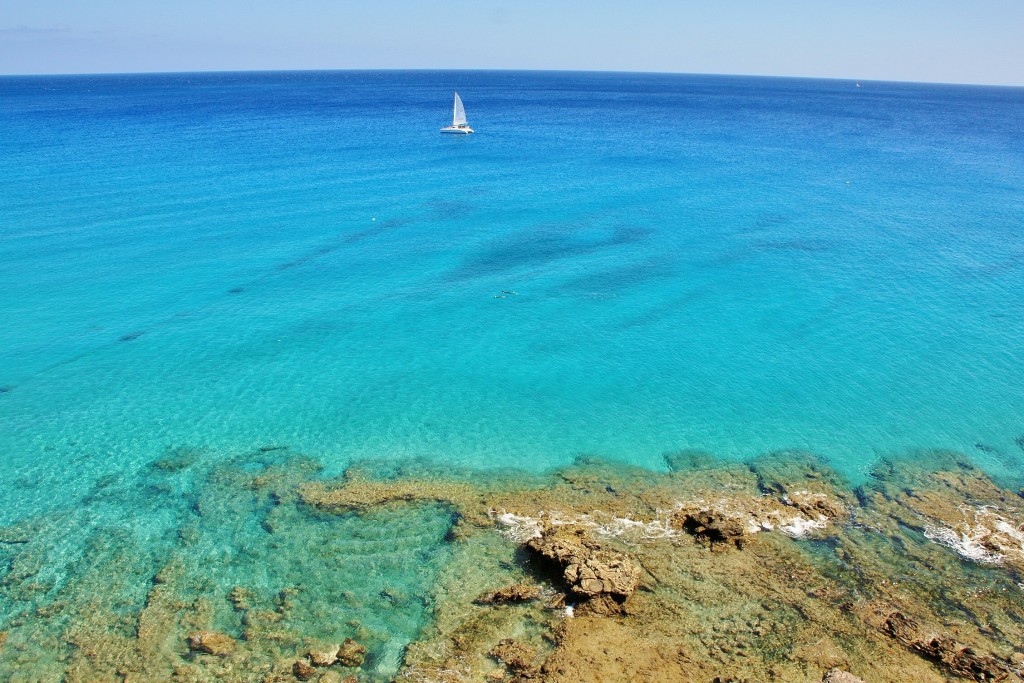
{"left": 452, "top": 91, "right": 467, "bottom": 126}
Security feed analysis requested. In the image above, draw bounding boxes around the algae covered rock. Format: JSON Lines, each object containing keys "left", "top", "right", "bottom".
{"left": 525, "top": 522, "right": 640, "bottom": 613}
{"left": 318, "top": 673, "right": 357, "bottom": 683}
{"left": 292, "top": 658, "right": 317, "bottom": 680}
{"left": 228, "top": 585, "right": 254, "bottom": 611}
{"left": 308, "top": 644, "right": 339, "bottom": 667}
{"left": 474, "top": 583, "right": 543, "bottom": 605}
{"left": 881, "top": 611, "right": 1011, "bottom": 681}
{"left": 489, "top": 638, "right": 538, "bottom": 675}
{"left": 185, "top": 630, "right": 235, "bottom": 656}
{"left": 336, "top": 637, "right": 366, "bottom": 667}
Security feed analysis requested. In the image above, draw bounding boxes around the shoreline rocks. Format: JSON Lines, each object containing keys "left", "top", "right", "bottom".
{"left": 525, "top": 522, "right": 640, "bottom": 615}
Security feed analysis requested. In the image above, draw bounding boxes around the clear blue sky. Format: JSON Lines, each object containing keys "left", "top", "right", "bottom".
{"left": 2, "top": 0, "right": 1022, "bottom": 85}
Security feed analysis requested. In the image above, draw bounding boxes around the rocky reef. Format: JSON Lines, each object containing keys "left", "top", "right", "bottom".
{"left": 1, "top": 447, "right": 1023, "bottom": 682}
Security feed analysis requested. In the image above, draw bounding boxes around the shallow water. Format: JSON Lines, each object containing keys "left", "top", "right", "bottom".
{"left": 1, "top": 70, "right": 1023, "bottom": 678}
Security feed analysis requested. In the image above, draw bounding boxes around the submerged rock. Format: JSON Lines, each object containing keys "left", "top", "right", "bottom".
{"left": 292, "top": 658, "right": 317, "bottom": 680}
{"left": 474, "top": 583, "right": 543, "bottom": 605}
{"left": 228, "top": 585, "right": 254, "bottom": 611}
{"left": 186, "top": 630, "right": 235, "bottom": 656}
{"left": 822, "top": 670, "right": 865, "bottom": 683}
{"left": 489, "top": 638, "right": 538, "bottom": 675}
{"left": 525, "top": 522, "right": 640, "bottom": 615}
{"left": 336, "top": 638, "right": 366, "bottom": 667}
{"left": 882, "top": 612, "right": 1011, "bottom": 680}
{"left": 308, "top": 644, "right": 339, "bottom": 667}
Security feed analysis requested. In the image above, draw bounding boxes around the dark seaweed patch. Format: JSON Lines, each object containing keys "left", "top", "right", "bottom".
{"left": 119, "top": 331, "right": 144, "bottom": 342}
{"left": 0, "top": 385, "right": 13, "bottom": 394}
{"left": 228, "top": 287, "right": 244, "bottom": 294}
{"left": 1015, "top": 435, "right": 1024, "bottom": 453}
{"left": 974, "top": 443, "right": 998, "bottom": 454}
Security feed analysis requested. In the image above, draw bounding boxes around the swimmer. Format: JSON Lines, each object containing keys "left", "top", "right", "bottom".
{"left": 501, "top": 290, "right": 518, "bottom": 295}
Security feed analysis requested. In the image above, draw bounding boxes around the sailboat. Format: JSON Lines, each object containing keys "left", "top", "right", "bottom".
{"left": 440, "top": 91, "right": 474, "bottom": 134}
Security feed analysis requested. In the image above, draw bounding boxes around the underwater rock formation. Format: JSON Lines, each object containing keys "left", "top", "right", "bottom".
{"left": 336, "top": 637, "right": 366, "bottom": 667}
{"left": 822, "top": 670, "right": 865, "bottom": 683}
{"left": 882, "top": 611, "right": 1011, "bottom": 681}
{"left": 186, "top": 630, "right": 235, "bottom": 656}
{"left": 489, "top": 638, "right": 539, "bottom": 676}
{"left": 307, "top": 644, "right": 339, "bottom": 666}
{"left": 292, "top": 658, "right": 317, "bottom": 680}
{"left": 474, "top": 583, "right": 543, "bottom": 605}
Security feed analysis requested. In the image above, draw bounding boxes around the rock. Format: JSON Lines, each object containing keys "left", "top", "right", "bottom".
{"left": 185, "top": 630, "right": 235, "bottom": 656}
{"left": 525, "top": 523, "right": 640, "bottom": 613}
{"left": 672, "top": 506, "right": 751, "bottom": 548}
{"left": 308, "top": 644, "right": 339, "bottom": 667}
{"left": 336, "top": 638, "right": 366, "bottom": 667}
{"left": 474, "top": 583, "right": 542, "bottom": 605}
{"left": 881, "top": 612, "right": 1011, "bottom": 680}
{"left": 822, "top": 669, "right": 865, "bottom": 683}
{"left": 292, "top": 658, "right": 317, "bottom": 680}
{"left": 786, "top": 490, "right": 845, "bottom": 519}
{"left": 0, "top": 630, "right": 7, "bottom": 651}
{"left": 319, "top": 674, "right": 356, "bottom": 683}
{"left": 228, "top": 586, "right": 254, "bottom": 611}
{"left": 489, "top": 638, "right": 538, "bottom": 675}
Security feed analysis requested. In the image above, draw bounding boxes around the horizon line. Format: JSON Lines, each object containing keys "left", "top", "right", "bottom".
{"left": 1, "top": 66, "right": 1022, "bottom": 90}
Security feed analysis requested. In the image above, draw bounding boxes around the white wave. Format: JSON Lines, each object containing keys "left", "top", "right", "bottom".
{"left": 923, "top": 523, "right": 1004, "bottom": 564}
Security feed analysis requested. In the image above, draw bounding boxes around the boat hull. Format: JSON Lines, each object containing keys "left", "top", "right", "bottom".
{"left": 440, "top": 125, "right": 474, "bottom": 134}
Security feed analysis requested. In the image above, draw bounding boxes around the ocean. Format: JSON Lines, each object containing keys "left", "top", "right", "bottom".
{"left": 1, "top": 70, "right": 1023, "bottom": 680}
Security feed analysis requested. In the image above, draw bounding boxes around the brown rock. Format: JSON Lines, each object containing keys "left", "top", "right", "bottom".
{"left": 672, "top": 506, "right": 751, "bottom": 548}
{"left": 822, "top": 670, "right": 865, "bottom": 683}
{"left": 308, "top": 644, "right": 339, "bottom": 667}
{"left": 489, "top": 638, "right": 538, "bottom": 675}
{"left": 185, "top": 630, "right": 235, "bottom": 656}
{"left": 292, "top": 658, "right": 317, "bottom": 680}
{"left": 316, "top": 673, "right": 343, "bottom": 683}
{"left": 525, "top": 523, "right": 639, "bottom": 612}
{"left": 474, "top": 583, "right": 543, "bottom": 605}
{"left": 336, "top": 638, "right": 366, "bottom": 667}
{"left": 881, "top": 612, "right": 1011, "bottom": 680}
{"left": 787, "top": 490, "right": 845, "bottom": 519}
{"left": 228, "top": 586, "right": 254, "bottom": 611}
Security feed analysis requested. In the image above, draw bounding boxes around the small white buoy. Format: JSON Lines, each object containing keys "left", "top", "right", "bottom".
{"left": 565, "top": 605, "right": 575, "bottom": 618}
{"left": 372, "top": 217, "right": 376, "bottom": 221}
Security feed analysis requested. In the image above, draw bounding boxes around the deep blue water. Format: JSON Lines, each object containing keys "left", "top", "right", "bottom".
{"left": 1, "top": 70, "right": 1023, "bottom": 674}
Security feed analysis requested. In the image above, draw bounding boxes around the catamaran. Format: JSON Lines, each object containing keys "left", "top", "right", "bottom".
{"left": 440, "top": 91, "right": 474, "bottom": 134}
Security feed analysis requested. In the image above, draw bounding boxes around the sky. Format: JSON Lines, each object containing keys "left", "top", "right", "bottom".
{"left": 1, "top": 1, "right": 1023, "bottom": 85}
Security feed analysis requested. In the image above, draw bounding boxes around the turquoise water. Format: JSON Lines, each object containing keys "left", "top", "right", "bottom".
{"left": 1, "top": 70, "right": 1024, "bottom": 676}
